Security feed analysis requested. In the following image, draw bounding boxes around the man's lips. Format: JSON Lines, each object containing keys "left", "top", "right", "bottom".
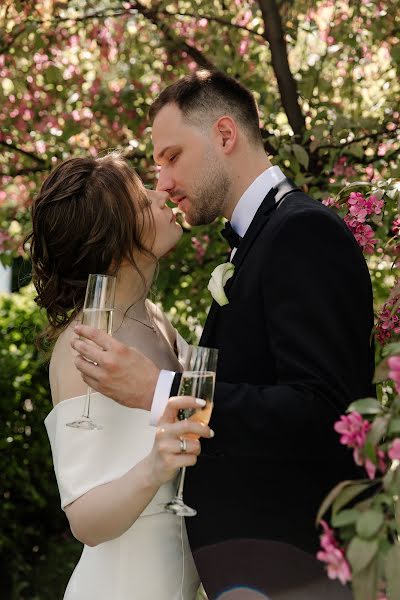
{"left": 174, "top": 196, "right": 188, "bottom": 212}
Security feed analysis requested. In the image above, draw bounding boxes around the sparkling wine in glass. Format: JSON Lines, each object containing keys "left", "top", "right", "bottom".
{"left": 66, "top": 274, "right": 116, "bottom": 431}
{"left": 164, "top": 346, "right": 218, "bottom": 517}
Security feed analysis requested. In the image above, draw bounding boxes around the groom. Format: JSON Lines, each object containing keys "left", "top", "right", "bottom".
{"left": 74, "top": 71, "right": 374, "bottom": 598}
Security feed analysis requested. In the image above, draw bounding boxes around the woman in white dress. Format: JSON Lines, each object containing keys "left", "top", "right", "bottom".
{"left": 28, "top": 152, "right": 213, "bottom": 599}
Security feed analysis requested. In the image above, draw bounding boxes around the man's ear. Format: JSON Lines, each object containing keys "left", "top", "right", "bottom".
{"left": 213, "top": 116, "right": 238, "bottom": 154}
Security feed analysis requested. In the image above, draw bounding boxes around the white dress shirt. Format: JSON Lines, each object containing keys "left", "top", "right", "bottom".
{"left": 150, "top": 165, "right": 286, "bottom": 425}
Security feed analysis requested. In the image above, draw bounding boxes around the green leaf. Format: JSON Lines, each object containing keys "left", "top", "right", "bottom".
{"left": 316, "top": 479, "right": 362, "bottom": 524}
{"left": 331, "top": 508, "right": 359, "bottom": 527}
{"left": 292, "top": 144, "right": 309, "bottom": 169}
{"left": 347, "top": 397, "right": 383, "bottom": 415}
{"left": 388, "top": 418, "right": 400, "bottom": 435}
{"left": 356, "top": 509, "right": 384, "bottom": 539}
{"left": 351, "top": 555, "right": 379, "bottom": 600}
{"left": 382, "top": 342, "right": 400, "bottom": 358}
{"left": 364, "top": 416, "right": 389, "bottom": 460}
{"left": 395, "top": 497, "right": 400, "bottom": 533}
{"left": 385, "top": 544, "right": 400, "bottom": 600}
{"left": 332, "top": 481, "right": 374, "bottom": 516}
{"left": 373, "top": 358, "right": 389, "bottom": 383}
{"left": 347, "top": 536, "right": 378, "bottom": 574}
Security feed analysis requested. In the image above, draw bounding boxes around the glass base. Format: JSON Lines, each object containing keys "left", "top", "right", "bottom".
{"left": 164, "top": 497, "right": 197, "bottom": 517}
{"left": 66, "top": 417, "right": 103, "bottom": 431}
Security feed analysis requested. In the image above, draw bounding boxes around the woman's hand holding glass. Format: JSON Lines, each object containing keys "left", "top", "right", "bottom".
{"left": 146, "top": 396, "right": 214, "bottom": 488}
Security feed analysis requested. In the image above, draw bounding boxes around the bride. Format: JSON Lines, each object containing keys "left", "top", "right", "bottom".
{"left": 27, "top": 152, "right": 213, "bottom": 599}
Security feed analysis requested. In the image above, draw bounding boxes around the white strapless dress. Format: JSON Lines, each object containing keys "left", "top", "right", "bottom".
{"left": 44, "top": 393, "right": 200, "bottom": 599}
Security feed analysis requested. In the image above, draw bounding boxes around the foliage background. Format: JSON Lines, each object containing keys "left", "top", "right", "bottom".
{"left": 1, "top": 0, "right": 399, "bottom": 597}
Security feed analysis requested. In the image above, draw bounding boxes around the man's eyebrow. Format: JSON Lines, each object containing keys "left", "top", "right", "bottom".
{"left": 153, "top": 145, "right": 178, "bottom": 163}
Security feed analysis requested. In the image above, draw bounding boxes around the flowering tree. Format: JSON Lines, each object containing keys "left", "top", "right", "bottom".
{"left": 1, "top": 1, "right": 400, "bottom": 596}
{"left": 1, "top": 0, "right": 399, "bottom": 336}
{"left": 316, "top": 181, "right": 400, "bottom": 600}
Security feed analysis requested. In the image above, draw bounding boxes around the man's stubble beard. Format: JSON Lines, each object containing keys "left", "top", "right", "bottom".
{"left": 186, "top": 152, "right": 231, "bottom": 226}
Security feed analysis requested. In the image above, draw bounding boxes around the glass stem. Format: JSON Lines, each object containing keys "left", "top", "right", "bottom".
{"left": 176, "top": 467, "right": 187, "bottom": 500}
{"left": 82, "top": 386, "right": 92, "bottom": 419}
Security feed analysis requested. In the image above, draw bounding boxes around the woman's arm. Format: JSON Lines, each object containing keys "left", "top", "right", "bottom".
{"left": 65, "top": 396, "right": 212, "bottom": 547}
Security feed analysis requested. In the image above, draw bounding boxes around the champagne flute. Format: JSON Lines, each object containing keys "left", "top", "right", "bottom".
{"left": 164, "top": 345, "right": 218, "bottom": 517}
{"left": 66, "top": 274, "right": 116, "bottom": 430}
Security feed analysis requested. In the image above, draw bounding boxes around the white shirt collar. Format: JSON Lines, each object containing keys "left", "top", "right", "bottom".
{"left": 230, "top": 166, "right": 286, "bottom": 239}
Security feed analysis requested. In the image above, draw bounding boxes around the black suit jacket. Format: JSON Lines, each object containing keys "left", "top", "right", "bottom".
{"left": 182, "top": 179, "right": 375, "bottom": 556}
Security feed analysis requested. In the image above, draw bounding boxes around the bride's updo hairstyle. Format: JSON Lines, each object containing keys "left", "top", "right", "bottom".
{"left": 27, "top": 152, "right": 155, "bottom": 347}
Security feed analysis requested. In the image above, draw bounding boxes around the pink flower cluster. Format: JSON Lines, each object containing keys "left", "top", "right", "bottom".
{"left": 375, "top": 297, "right": 400, "bottom": 345}
{"left": 388, "top": 355, "right": 400, "bottom": 395}
{"left": 343, "top": 192, "right": 383, "bottom": 254}
{"left": 0, "top": 230, "right": 11, "bottom": 252}
{"left": 333, "top": 157, "right": 356, "bottom": 179}
{"left": 334, "top": 411, "right": 387, "bottom": 479}
{"left": 191, "top": 235, "right": 210, "bottom": 264}
{"left": 392, "top": 217, "right": 400, "bottom": 236}
{"left": 317, "top": 520, "right": 351, "bottom": 584}
{"left": 347, "top": 192, "right": 384, "bottom": 223}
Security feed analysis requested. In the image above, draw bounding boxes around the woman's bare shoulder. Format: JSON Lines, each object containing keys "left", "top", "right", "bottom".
{"left": 49, "top": 318, "right": 87, "bottom": 406}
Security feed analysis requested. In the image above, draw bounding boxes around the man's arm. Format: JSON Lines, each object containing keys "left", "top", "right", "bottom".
{"left": 71, "top": 331, "right": 161, "bottom": 411}
{"left": 71, "top": 329, "right": 181, "bottom": 424}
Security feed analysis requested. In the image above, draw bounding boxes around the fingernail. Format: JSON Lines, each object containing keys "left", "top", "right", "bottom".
{"left": 196, "top": 398, "right": 206, "bottom": 406}
{"left": 209, "top": 429, "right": 215, "bottom": 437}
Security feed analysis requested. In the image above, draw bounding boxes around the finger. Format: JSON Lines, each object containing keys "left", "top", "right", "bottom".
{"left": 167, "top": 419, "right": 214, "bottom": 439}
{"left": 157, "top": 437, "right": 201, "bottom": 456}
{"left": 172, "top": 454, "right": 198, "bottom": 468}
{"left": 74, "top": 325, "right": 113, "bottom": 351}
{"left": 74, "top": 354, "right": 101, "bottom": 382}
{"left": 159, "top": 396, "right": 207, "bottom": 424}
{"left": 72, "top": 338, "right": 104, "bottom": 365}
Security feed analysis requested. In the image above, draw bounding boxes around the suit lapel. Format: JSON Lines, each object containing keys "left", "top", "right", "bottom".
{"left": 201, "top": 178, "right": 300, "bottom": 346}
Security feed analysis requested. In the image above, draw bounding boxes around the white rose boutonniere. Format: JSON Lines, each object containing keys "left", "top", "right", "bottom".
{"left": 207, "top": 262, "right": 235, "bottom": 306}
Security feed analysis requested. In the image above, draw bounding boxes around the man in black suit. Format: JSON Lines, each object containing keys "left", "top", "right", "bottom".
{"left": 73, "top": 71, "right": 374, "bottom": 598}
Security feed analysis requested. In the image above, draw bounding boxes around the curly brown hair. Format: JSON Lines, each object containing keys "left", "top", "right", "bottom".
{"left": 26, "top": 152, "right": 155, "bottom": 348}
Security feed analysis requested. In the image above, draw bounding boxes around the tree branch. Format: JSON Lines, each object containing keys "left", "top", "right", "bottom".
{"left": 257, "top": 0, "right": 305, "bottom": 139}
{"left": 131, "top": 1, "right": 216, "bottom": 71}
{"left": 316, "top": 123, "right": 400, "bottom": 151}
{"left": 0, "top": 141, "right": 47, "bottom": 164}
{"left": 0, "top": 165, "right": 49, "bottom": 178}
{"left": 164, "top": 10, "right": 263, "bottom": 39}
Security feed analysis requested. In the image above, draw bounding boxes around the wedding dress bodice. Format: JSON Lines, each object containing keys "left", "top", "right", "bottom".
{"left": 45, "top": 393, "right": 200, "bottom": 599}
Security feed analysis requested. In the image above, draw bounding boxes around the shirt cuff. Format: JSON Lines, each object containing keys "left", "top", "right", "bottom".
{"left": 150, "top": 369, "right": 176, "bottom": 426}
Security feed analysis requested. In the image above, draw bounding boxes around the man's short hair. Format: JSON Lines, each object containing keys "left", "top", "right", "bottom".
{"left": 149, "top": 70, "right": 263, "bottom": 145}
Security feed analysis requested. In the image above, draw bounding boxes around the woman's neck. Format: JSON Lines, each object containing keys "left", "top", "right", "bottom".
{"left": 114, "top": 259, "right": 157, "bottom": 318}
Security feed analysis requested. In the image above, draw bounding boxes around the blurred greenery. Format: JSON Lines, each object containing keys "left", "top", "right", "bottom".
{"left": 1, "top": 0, "right": 399, "bottom": 597}
{"left": 0, "top": 286, "right": 81, "bottom": 599}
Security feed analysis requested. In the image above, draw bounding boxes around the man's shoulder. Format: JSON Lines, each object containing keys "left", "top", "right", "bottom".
{"left": 273, "top": 187, "right": 343, "bottom": 226}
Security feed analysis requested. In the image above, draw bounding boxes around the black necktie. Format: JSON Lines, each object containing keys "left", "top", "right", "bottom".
{"left": 221, "top": 222, "right": 241, "bottom": 249}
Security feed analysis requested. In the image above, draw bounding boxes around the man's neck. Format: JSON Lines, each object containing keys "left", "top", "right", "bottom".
{"left": 223, "top": 157, "right": 273, "bottom": 220}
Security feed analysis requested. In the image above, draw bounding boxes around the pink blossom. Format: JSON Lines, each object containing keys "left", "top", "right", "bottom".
{"left": 322, "top": 197, "right": 337, "bottom": 207}
{"left": 333, "top": 157, "right": 356, "bottom": 179}
{"left": 344, "top": 216, "right": 378, "bottom": 254}
{"left": 0, "top": 230, "right": 11, "bottom": 251}
{"left": 376, "top": 299, "right": 400, "bottom": 345}
{"left": 365, "top": 458, "right": 376, "bottom": 480}
{"left": 334, "top": 411, "right": 370, "bottom": 449}
{"left": 317, "top": 521, "right": 351, "bottom": 585}
{"left": 388, "top": 355, "right": 400, "bottom": 394}
{"left": 378, "top": 143, "right": 387, "bottom": 156}
{"left": 239, "top": 38, "right": 249, "bottom": 56}
{"left": 191, "top": 235, "right": 210, "bottom": 264}
{"left": 392, "top": 217, "right": 400, "bottom": 236}
{"left": 388, "top": 439, "right": 400, "bottom": 461}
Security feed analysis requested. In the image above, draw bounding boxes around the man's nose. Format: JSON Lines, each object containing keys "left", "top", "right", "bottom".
{"left": 156, "top": 168, "right": 174, "bottom": 195}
